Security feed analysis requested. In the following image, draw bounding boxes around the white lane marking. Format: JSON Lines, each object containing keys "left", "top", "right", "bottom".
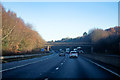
{"left": 1, "top": 54, "right": 57, "bottom": 72}
{"left": 0, "top": 57, "right": 51, "bottom": 72}
{"left": 86, "top": 58, "right": 120, "bottom": 77}
{"left": 43, "top": 58, "right": 49, "bottom": 60}
{"left": 61, "top": 63, "right": 63, "bottom": 65}
{"left": 0, "top": 59, "right": 42, "bottom": 72}
{"left": 56, "top": 67, "right": 59, "bottom": 70}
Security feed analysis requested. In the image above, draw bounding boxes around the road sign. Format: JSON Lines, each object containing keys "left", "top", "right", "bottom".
{"left": 41, "top": 48, "right": 44, "bottom": 52}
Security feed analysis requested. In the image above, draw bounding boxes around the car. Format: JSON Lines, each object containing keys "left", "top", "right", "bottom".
{"left": 59, "top": 52, "right": 65, "bottom": 56}
{"left": 66, "top": 48, "right": 70, "bottom": 54}
{"left": 69, "top": 51, "right": 78, "bottom": 58}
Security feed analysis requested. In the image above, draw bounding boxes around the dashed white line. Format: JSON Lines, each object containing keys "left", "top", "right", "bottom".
{"left": 61, "top": 63, "right": 63, "bottom": 65}
{"left": 56, "top": 67, "right": 59, "bottom": 70}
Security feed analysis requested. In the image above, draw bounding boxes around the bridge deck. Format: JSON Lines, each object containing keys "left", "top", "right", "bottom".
{"left": 45, "top": 42, "right": 93, "bottom": 47}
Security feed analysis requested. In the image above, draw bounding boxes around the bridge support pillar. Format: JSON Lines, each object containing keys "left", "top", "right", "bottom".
{"left": 47, "top": 46, "right": 50, "bottom": 51}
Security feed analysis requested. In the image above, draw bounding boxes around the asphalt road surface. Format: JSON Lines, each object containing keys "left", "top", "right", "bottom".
{"left": 1, "top": 53, "right": 120, "bottom": 80}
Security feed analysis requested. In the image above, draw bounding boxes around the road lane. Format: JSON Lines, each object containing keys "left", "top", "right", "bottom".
{"left": 2, "top": 53, "right": 57, "bottom": 71}
{"left": 46, "top": 57, "right": 86, "bottom": 78}
{"left": 45, "top": 55, "right": 118, "bottom": 79}
{"left": 2, "top": 53, "right": 65, "bottom": 79}
{"left": 2, "top": 53, "right": 120, "bottom": 80}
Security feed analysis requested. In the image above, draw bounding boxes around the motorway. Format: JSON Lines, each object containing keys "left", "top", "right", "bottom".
{"left": 1, "top": 52, "right": 120, "bottom": 80}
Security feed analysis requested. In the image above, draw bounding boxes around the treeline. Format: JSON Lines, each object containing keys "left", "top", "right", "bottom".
{"left": 1, "top": 4, "right": 46, "bottom": 55}
{"left": 55, "top": 27, "right": 120, "bottom": 55}
{"left": 89, "top": 27, "right": 120, "bottom": 54}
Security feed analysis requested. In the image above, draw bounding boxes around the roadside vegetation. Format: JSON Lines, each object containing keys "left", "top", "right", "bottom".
{"left": 1, "top": 3, "right": 120, "bottom": 56}
{"left": 1, "top": 4, "right": 46, "bottom": 56}
{"left": 55, "top": 27, "right": 120, "bottom": 55}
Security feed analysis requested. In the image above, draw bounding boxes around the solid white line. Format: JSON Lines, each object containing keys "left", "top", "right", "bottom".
{"left": 86, "top": 58, "right": 120, "bottom": 77}
{"left": 1, "top": 56, "right": 51, "bottom": 72}
{"left": 0, "top": 60, "right": 43, "bottom": 72}
{"left": 1, "top": 54, "right": 56, "bottom": 72}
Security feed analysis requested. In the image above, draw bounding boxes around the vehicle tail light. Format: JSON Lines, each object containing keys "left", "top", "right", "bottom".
{"left": 70, "top": 53, "right": 72, "bottom": 55}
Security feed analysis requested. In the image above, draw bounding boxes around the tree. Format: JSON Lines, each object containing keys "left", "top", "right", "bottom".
{"left": 2, "top": 4, "right": 46, "bottom": 55}
{"left": 83, "top": 32, "right": 87, "bottom": 37}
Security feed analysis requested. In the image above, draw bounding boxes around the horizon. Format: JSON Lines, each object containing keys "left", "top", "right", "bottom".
{"left": 2, "top": 2, "right": 118, "bottom": 41}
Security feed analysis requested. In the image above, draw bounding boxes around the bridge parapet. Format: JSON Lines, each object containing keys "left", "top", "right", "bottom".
{"left": 45, "top": 42, "right": 94, "bottom": 53}
{"left": 45, "top": 42, "right": 93, "bottom": 46}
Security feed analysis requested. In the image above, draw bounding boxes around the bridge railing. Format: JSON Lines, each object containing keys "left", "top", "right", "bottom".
{"left": 45, "top": 42, "right": 93, "bottom": 46}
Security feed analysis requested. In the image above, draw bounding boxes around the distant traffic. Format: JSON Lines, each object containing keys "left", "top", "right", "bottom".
{"left": 58, "top": 47, "right": 84, "bottom": 58}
